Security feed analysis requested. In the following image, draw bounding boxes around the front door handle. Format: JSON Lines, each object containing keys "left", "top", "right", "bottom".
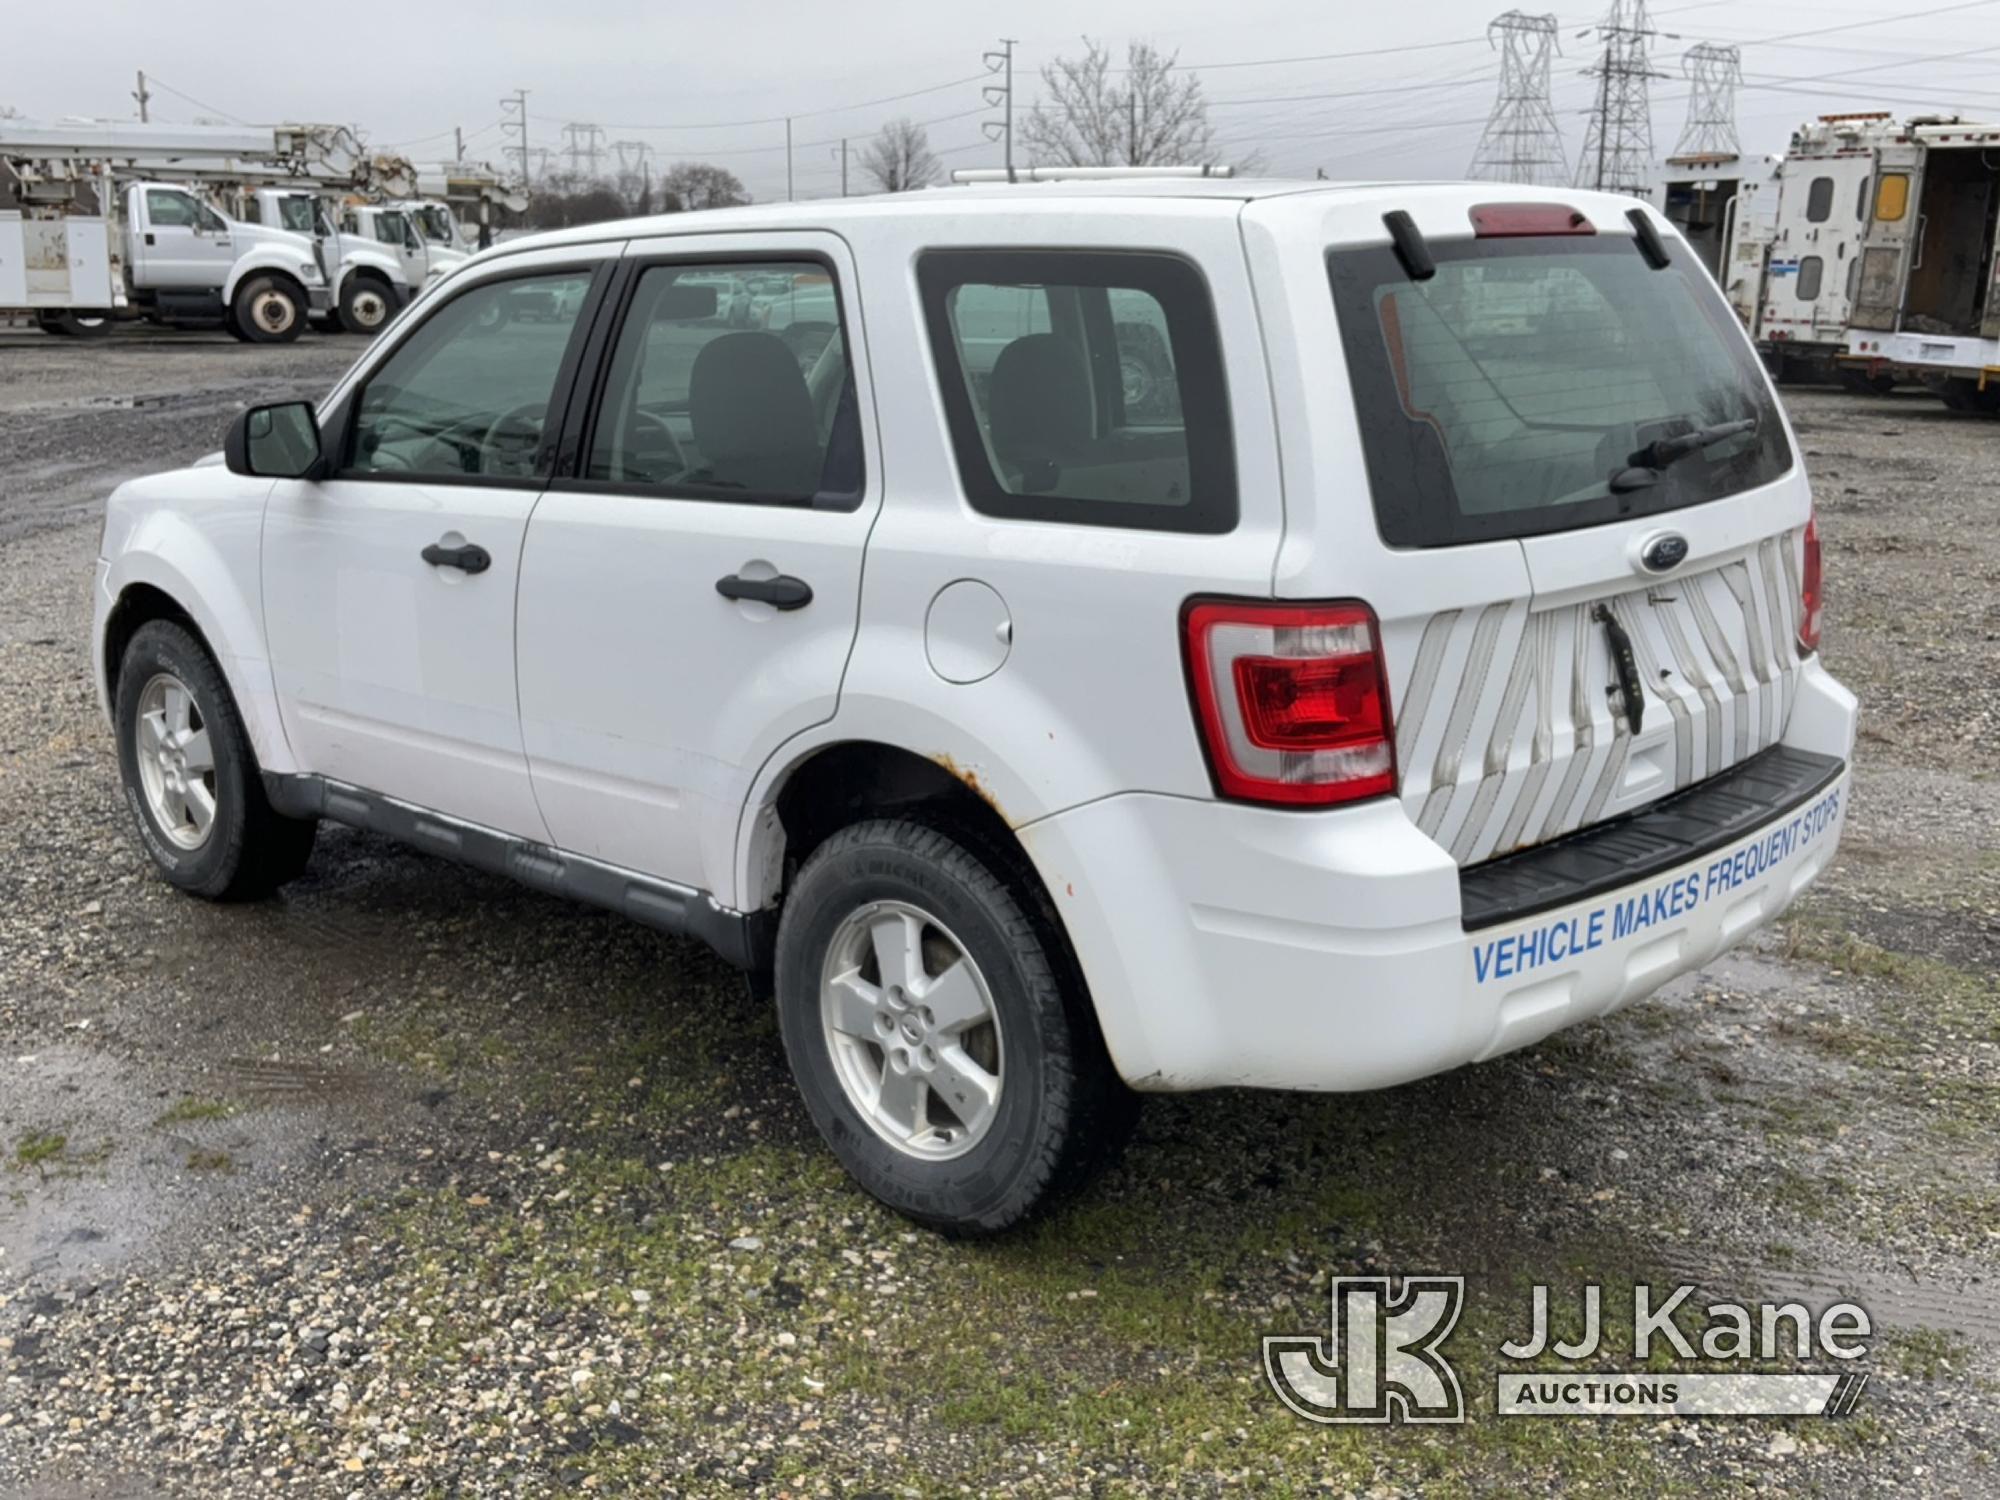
{"left": 422, "top": 541, "right": 491, "bottom": 574}
{"left": 715, "top": 573, "right": 812, "bottom": 610}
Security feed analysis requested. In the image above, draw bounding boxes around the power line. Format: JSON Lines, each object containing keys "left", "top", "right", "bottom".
{"left": 142, "top": 76, "right": 246, "bottom": 125}
{"left": 573, "top": 72, "right": 989, "bottom": 134}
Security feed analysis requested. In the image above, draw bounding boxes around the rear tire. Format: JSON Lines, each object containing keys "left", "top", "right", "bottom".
{"left": 232, "top": 276, "right": 306, "bottom": 344}
{"left": 337, "top": 275, "right": 395, "bottom": 336}
{"left": 114, "top": 620, "right": 317, "bottom": 900}
{"left": 774, "top": 818, "right": 1130, "bottom": 1235}
{"left": 36, "top": 310, "right": 109, "bottom": 338}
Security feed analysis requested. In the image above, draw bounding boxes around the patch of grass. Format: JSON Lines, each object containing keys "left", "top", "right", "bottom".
{"left": 1880, "top": 1326, "right": 1969, "bottom": 1380}
{"left": 13, "top": 1130, "right": 66, "bottom": 1169}
{"left": 184, "top": 1149, "right": 235, "bottom": 1172}
{"left": 154, "top": 1095, "right": 240, "bottom": 1127}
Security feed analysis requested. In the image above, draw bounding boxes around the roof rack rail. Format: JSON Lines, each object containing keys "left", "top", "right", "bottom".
{"left": 946, "top": 164, "right": 1235, "bottom": 184}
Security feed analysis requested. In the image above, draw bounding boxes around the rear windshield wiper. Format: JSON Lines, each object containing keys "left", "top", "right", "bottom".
{"left": 1610, "top": 417, "right": 1758, "bottom": 492}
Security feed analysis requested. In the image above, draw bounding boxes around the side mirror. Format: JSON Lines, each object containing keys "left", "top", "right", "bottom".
{"left": 225, "top": 401, "right": 324, "bottom": 480}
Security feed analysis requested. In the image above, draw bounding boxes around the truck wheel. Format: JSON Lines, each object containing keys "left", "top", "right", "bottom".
{"left": 773, "top": 819, "right": 1130, "bottom": 1235}
{"left": 232, "top": 276, "right": 305, "bottom": 344}
{"left": 337, "top": 276, "right": 395, "bottom": 336}
{"left": 114, "top": 620, "right": 317, "bottom": 900}
{"left": 36, "top": 310, "right": 110, "bottom": 338}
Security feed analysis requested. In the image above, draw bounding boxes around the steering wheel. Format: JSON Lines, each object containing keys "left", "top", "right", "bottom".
{"left": 481, "top": 401, "right": 550, "bottom": 478}
{"left": 625, "top": 409, "right": 687, "bottom": 480}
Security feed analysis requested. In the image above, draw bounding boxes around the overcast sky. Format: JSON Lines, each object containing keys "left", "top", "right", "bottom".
{"left": 11, "top": 0, "right": 2000, "bottom": 201}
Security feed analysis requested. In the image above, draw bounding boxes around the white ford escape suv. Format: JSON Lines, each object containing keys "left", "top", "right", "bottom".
{"left": 92, "top": 178, "right": 1856, "bottom": 1233}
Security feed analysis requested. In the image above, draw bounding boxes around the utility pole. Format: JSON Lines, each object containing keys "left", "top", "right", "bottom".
{"left": 840, "top": 138, "right": 849, "bottom": 197}
{"left": 786, "top": 117, "right": 794, "bottom": 202}
{"left": 500, "top": 88, "right": 531, "bottom": 189}
{"left": 983, "top": 38, "right": 1017, "bottom": 178}
{"left": 1575, "top": 0, "right": 1664, "bottom": 196}
{"left": 1469, "top": 11, "right": 1567, "bottom": 186}
{"left": 133, "top": 71, "right": 151, "bottom": 123}
{"left": 455, "top": 125, "right": 464, "bottom": 162}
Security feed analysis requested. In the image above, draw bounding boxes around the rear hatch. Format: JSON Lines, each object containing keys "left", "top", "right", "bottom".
{"left": 1292, "top": 191, "right": 1812, "bottom": 866}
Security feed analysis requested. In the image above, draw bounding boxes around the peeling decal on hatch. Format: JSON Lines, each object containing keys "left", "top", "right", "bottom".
{"left": 1471, "top": 783, "right": 1844, "bottom": 985}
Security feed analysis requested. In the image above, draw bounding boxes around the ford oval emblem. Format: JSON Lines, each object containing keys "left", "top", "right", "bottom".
{"left": 1641, "top": 532, "right": 1689, "bottom": 573}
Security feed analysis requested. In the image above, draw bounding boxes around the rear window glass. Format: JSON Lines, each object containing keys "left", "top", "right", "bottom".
{"left": 1327, "top": 233, "right": 1791, "bottom": 548}
{"left": 917, "top": 249, "right": 1236, "bottom": 534}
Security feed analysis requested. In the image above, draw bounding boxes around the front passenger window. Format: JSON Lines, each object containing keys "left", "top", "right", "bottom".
{"left": 346, "top": 272, "right": 592, "bottom": 481}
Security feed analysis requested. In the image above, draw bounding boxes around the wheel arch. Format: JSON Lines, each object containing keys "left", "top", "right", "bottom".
{"left": 742, "top": 739, "right": 1092, "bottom": 1015}
{"left": 100, "top": 541, "right": 296, "bottom": 775}
{"left": 222, "top": 257, "right": 311, "bottom": 309}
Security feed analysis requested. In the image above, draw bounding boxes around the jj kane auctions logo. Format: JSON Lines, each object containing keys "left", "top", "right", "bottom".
{"left": 1265, "top": 1278, "right": 1872, "bottom": 1423}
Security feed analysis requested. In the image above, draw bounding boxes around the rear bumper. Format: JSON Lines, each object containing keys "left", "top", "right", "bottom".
{"left": 1022, "top": 658, "right": 1857, "bottom": 1093}
{"left": 1845, "top": 330, "right": 2000, "bottom": 379}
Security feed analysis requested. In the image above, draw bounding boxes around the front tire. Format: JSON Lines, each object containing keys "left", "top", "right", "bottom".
{"left": 114, "top": 620, "right": 316, "bottom": 900}
{"left": 232, "top": 275, "right": 305, "bottom": 344}
{"left": 337, "top": 275, "right": 395, "bottom": 336}
{"left": 774, "top": 819, "right": 1129, "bottom": 1235}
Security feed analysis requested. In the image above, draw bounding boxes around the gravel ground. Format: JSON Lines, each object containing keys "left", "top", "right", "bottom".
{"left": 0, "top": 333, "right": 1996, "bottom": 1497}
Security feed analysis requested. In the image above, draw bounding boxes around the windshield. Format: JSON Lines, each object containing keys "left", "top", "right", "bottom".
{"left": 1328, "top": 233, "right": 1791, "bottom": 547}
{"left": 415, "top": 206, "right": 456, "bottom": 245}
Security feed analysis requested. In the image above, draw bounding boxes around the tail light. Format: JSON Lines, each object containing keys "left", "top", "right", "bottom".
{"left": 1183, "top": 599, "right": 1396, "bottom": 807}
{"left": 1797, "top": 513, "right": 1823, "bottom": 656}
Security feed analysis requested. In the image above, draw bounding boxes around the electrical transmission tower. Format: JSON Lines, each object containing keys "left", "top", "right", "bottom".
{"left": 1575, "top": 0, "right": 1664, "bottom": 195}
{"left": 1675, "top": 43, "right": 1742, "bottom": 156}
{"left": 1469, "top": 12, "right": 1567, "bottom": 185}
{"left": 562, "top": 122, "right": 606, "bottom": 182}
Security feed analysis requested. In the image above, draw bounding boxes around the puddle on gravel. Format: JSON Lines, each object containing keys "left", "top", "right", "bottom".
{"left": 0, "top": 1043, "right": 402, "bottom": 1294}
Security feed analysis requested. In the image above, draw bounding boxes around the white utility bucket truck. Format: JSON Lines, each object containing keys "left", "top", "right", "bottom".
{"left": 0, "top": 120, "right": 382, "bottom": 341}
{"left": 1840, "top": 116, "right": 2000, "bottom": 410}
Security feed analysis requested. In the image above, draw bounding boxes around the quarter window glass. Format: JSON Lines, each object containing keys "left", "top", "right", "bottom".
{"left": 1797, "top": 256, "right": 1824, "bottom": 301}
{"left": 1856, "top": 176, "right": 1872, "bottom": 221}
{"left": 145, "top": 190, "right": 198, "bottom": 228}
{"left": 586, "top": 261, "right": 863, "bottom": 507}
{"left": 346, "top": 271, "right": 593, "bottom": 481}
{"left": 917, "top": 249, "right": 1237, "bottom": 534}
{"left": 1806, "top": 176, "right": 1834, "bottom": 223}
{"left": 1876, "top": 173, "right": 1909, "bottom": 223}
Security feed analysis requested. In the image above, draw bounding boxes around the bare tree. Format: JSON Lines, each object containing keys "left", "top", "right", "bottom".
{"left": 861, "top": 117, "right": 941, "bottom": 193}
{"left": 1021, "top": 39, "right": 1222, "bottom": 169}
{"left": 660, "top": 161, "right": 750, "bottom": 211}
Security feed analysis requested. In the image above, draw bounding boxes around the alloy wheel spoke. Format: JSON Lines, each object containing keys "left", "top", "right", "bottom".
{"left": 184, "top": 780, "right": 217, "bottom": 836}
{"left": 874, "top": 1065, "right": 927, "bottom": 1140}
{"left": 825, "top": 970, "right": 882, "bottom": 1040}
{"left": 929, "top": 1046, "right": 1000, "bottom": 1136}
{"left": 162, "top": 682, "right": 193, "bottom": 736}
{"left": 177, "top": 727, "right": 213, "bottom": 773}
{"left": 137, "top": 710, "right": 168, "bottom": 757}
{"left": 868, "top": 909, "right": 925, "bottom": 992}
{"left": 919, "top": 958, "right": 988, "bottom": 1035}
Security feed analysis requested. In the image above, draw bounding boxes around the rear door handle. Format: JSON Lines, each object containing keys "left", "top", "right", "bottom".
{"left": 422, "top": 541, "right": 491, "bottom": 574}
{"left": 716, "top": 573, "right": 812, "bottom": 610}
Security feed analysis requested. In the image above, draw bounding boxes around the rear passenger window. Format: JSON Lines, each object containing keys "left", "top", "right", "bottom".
{"left": 585, "top": 261, "right": 863, "bottom": 507}
{"left": 918, "top": 250, "right": 1236, "bottom": 534}
{"left": 1797, "top": 255, "right": 1824, "bottom": 301}
{"left": 1806, "top": 176, "right": 1835, "bottom": 223}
